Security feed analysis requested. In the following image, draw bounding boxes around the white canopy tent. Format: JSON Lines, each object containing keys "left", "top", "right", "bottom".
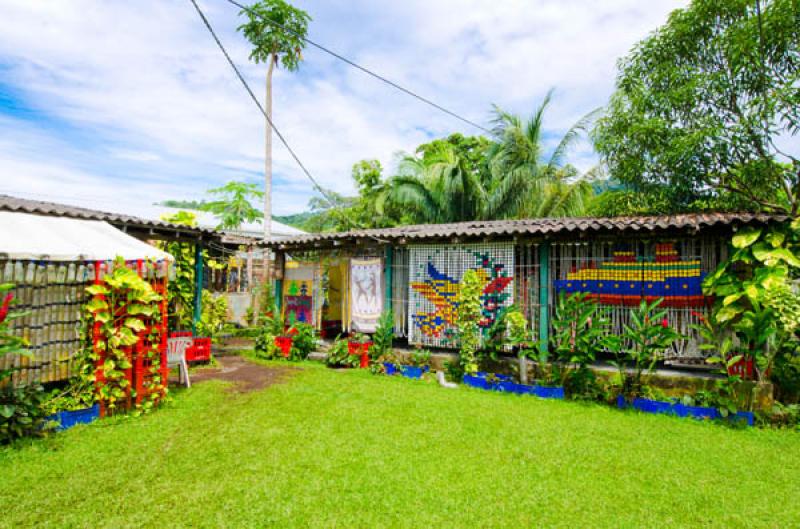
{"left": 0, "top": 211, "right": 173, "bottom": 262}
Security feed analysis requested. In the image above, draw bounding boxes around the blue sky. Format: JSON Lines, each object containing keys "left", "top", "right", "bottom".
{"left": 0, "top": 0, "right": 686, "bottom": 217}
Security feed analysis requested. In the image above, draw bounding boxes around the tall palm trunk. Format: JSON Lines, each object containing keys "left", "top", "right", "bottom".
{"left": 262, "top": 55, "right": 275, "bottom": 291}
{"left": 264, "top": 55, "right": 274, "bottom": 241}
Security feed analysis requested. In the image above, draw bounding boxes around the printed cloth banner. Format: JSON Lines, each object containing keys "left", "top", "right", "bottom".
{"left": 349, "top": 257, "right": 383, "bottom": 333}
{"left": 283, "top": 261, "right": 316, "bottom": 325}
{"left": 409, "top": 243, "right": 514, "bottom": 348}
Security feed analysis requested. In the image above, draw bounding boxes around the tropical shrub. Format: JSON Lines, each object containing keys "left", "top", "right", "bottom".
{"left": 326, "top": 336, "right": 358, "bottom": 368}
{"left": 408, "top": 348, "right": 431, "bottom": 368}
{"left": 370, "top": 310, "right": 394, "bottom": 361}
{"left": 158, "top": 211, "right": 197, "bottom": 329}
{"left": 703, "top": 223, "right": 800, "bottom": 385}
{"left": 289, "top": 322, "right": 316, "bottom": 360}
{"left": 456, "top": 269, "right": 482, "bottom": 375}
{"left": 197, "top": 290, "right": 229, "bottom": 341}
{"left": 606, "top": 298, "right": 681, "bottom": 399}
{"left": 1, "top": 283, "right": 50, "bottom": 443}
{"left": 550, "top": 292, "right": 608, "bottom": 397}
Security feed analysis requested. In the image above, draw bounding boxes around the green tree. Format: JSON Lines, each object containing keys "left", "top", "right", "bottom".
{"left": 238, "top": 0, "right": 311, "bottom": 239}
{"left": 201, "top": 181, "right": 264, "bottom": 230}
{"left": 388, "top": 143, "right": 488, "bottom": 223}
{"left": 594, "top": 0, "right": 800, "bottom": 214}
{"left": 487, "top": 92, "right": 598, "bottom": 219}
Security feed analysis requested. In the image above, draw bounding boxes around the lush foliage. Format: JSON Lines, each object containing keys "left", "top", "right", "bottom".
{"left": 3, "top": 366, "right": 800, "bottom": 527}
{"left": 200, "top": 181, "right": 265, "bottom": 230}
{"left": 550, "top": 292, "right": 608, "bottom": 397}
{"left": 369, "top": 310, "right": 394, "bottom": 362}
{"left": 237, "top": 0, "right": 311, "bottom": 72}
{"left": 325, "top": 336, "right": 359, "bottom": 368}
{"left": 158, "top": 211, "right": 197, "bottom": 329}
{"left": 407, "top": 348, "right": 431, "bottom": 368}
{"left": 594, "top": 0, "right": 800, "bottom": 214}
{"left": 605, "top": 299, "right": 682, "bottom": 399}
{"left": 1, "top": 284, "right": 49, "bottom": 443}
{"left": 455, "top": 269, "right": 483, "bottom": 375}
{"left": 196, "top": 290, "right": 229, "bottom": 341}
{"left": 703, "top": 224, "right": 800, "bottom": 384}
{"left": 289, "top": 322, "right": 316, "bottom": 360}
{"left": 85, "top": 261, "right": 166, "bottom": 413}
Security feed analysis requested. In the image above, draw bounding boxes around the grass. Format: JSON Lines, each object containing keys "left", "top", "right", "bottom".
{"left": 2, "top": 360, "right": 800, "bottom": 528}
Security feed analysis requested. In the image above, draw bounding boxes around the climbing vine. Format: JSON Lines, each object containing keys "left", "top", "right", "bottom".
{"left": 86, "top": 261, "right": 166, "bottom": 413}
{"left": 456, "top": 269, "right": 483, "bottom": 375}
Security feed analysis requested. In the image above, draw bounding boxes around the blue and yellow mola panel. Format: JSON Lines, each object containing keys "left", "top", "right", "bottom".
{"left": 554, "top": 242, "right": 706, "bottom": 308}
{"left": 409, "top": 243, "right": 514, "bottom": 348}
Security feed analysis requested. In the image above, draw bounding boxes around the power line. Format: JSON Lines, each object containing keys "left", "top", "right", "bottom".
{"left": 188, "top": 0, "right": 350, "bottom": 226}
{"left": 225, "top": 0, "right": 492, "bottom": 135}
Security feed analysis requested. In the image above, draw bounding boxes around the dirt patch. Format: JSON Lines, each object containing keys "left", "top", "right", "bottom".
{"left": 187, "top": 356, "right": 297, "bottom": 393}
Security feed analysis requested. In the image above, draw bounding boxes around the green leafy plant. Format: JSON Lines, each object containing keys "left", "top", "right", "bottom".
{"left": 408, "top": 348, "right": 431, "bottom": 368}
{"left": 158, "top": 211, "right": 198, "bottom": 329}
{"left": 370, "top": 310, "right": 394, "bottom": 360}
{"left": 325, "top": 336, "right": 359, "bottom": 368}
{"left": 85, "top": 260, "right": 166, "bottom": 413}
{"left": 704, "top": 224, "right": 800, "bottom": 386}
{"left": 456, "top": 269, "right": 482, "bottom": 375}
{"left": 550, "top": 292, "right": 608, "bottom": 397}
{"left": 289, "top": 322, "right": 316, "bottom": 361}
{"left": 606, "top": 298, "right": 681, "bottom": 400}
{"left": 197, "top": 290, "right": 230, "bottom": 341}
{"left": 0, "top": 283, "right": 50, "bottom": 443}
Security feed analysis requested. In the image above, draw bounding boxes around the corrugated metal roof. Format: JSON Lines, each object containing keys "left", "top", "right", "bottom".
{"left": 0, "top": 194, "right": 220, "bottom": 236}
{"left": 269, "top": 212, "right": 785, "bottom": 248}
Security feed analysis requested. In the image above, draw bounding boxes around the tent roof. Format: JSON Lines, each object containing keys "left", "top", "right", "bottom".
{"left": 0, "top": 211, "right": 173, "bottom": 262}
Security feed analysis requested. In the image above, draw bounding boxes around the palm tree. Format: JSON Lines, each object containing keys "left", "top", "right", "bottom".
{"left": 486, "top": 90, "right": 599, "bottom": 219}
{"left": 387, "top": 143, "right": 488, "bottom": 224}
{"left": 237, "top": 1, "right": 311, "bottom": 240}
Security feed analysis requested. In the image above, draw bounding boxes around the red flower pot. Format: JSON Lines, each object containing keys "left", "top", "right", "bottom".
{"left": 727, "top": 355, "right": 754, "bottom": 379}
{"left": 275, "top": 336, "right": 293, "bottom": 358}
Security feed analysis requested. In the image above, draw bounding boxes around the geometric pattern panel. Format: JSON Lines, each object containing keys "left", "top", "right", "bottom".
{"left": 408, "top": 243, "right": 514, "bottom": 348}
{"left": 553, "top": 242, "right": 706, "bottom": 308}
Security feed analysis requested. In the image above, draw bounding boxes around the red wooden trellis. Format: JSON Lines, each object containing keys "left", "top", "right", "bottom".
{"left": 91, "top": 259, "right": 169, "bottom": 417}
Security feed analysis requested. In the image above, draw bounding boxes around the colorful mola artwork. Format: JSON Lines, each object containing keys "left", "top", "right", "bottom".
{"left": 408, "top": 244, "right": 514, "bottom": 347}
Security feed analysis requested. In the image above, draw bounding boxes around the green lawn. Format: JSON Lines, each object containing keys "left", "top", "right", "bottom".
{"left": 2, "top": 361, "right": 799, "bottom": 528}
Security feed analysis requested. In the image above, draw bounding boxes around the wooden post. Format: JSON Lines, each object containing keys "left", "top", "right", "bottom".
{"left": 538, "top": 242, "right": 549, "bottom": 358}
{"left": 192, "top": 243, "right": 204, "bottom": 334}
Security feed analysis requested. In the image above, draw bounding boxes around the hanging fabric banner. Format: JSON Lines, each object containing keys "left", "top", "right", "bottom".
{"left": 349, "top": 257, "right": 383, "bottom": 333}
{"left": 283, "top": 261, "right": 316, "bottom": 325}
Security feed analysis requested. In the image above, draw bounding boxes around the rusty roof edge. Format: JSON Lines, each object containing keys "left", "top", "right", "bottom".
{"left": 267, "top": 212, "right": 788, "bottom": 249}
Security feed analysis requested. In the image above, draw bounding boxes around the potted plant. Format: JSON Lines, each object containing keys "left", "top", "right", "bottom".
{"left": 399, "top": 349, "right": 431, "bottom": 379}
{"left": 325, "top": 336, "right": 360, "bottom": 368}
{"left": 347, "top": 333, "right": 372, "bottom": 369}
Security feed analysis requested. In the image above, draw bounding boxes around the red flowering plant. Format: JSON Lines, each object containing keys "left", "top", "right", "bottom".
{"left": 1, "top": 283, "right": 50, "bottom": 443}
{"left": 605, "top": 297, "right": 682, "bottom": 400}
{"left": 0, "top": 284, "right": 30, "bottom": 383}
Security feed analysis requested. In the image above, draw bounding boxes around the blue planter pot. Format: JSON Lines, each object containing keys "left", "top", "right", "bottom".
{"left": 383, "top": 362, "right": 398, "bottom": 375}
{"left": 47, "top": 404, "right": 99, "bottom": 431}
{"left": 618, "top": 396, "right": 753, "bottom": 427}
{"left": 401, "top": 365, "right": 430, "bottom": 379}
{"left": 464, "top": 373, "right": 564, "bottom": 399}
{"left": 384, "top": 363, "right": 429, "bottom": 379}
{"left": 533, "top": 386, "right": 565, "bottom": 399}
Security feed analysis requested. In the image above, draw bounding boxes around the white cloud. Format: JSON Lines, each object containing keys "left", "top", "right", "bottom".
{"left": 0, "top": 0, "right": 687, "bottom": 216}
